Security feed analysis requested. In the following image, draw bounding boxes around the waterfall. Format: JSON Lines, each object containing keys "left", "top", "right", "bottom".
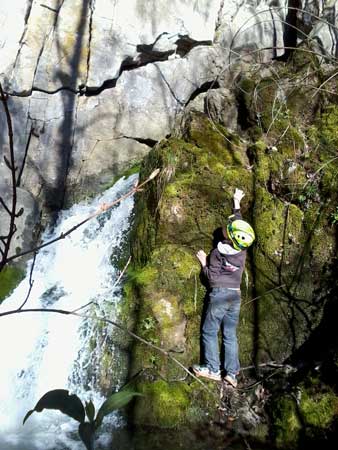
{"left": 0, "top": 174, "right": 138, "bottom": 450}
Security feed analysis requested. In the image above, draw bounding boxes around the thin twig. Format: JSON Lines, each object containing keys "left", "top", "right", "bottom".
{"left": 311, "top": 69, "right": 338, "bottom": 98}
{"left": 240, "top": 361, "right": 294, "bottom": 371}
{"left": 241, "top": 284, "right": 286, "bottom": 308}
{"left": 238, "top": 367, "right": 284, "bottom": 391}
{"left": 16, "top": 126, "right": 34, "bottom": 187}
{"left": 302, "top": 156, "right": 338, "bottom": 191}
{"left": 18, "top": 253, "right": 37, "bottom": 310}
{"left": 112, "top": 256, "right": 131, "bottom": 289}
{"left": 0, "top": 197, "right": 11, "bottom": 215}
{"left": 70, "top": 256, "right": 132, "bottom": 314}
{"left": 194, "top": 273, "right": 197, "bottom": 312}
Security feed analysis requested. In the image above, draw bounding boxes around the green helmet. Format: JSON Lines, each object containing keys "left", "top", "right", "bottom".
{"left": 227, "top": 219, "right": 255, "bottom": 251}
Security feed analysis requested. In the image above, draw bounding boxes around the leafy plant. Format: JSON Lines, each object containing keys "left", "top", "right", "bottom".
{"left": 142, "top": 316, "right": 156, "bottom": 331}
{"left": 330, "top": 206, "right": 338, "bottom": 224}
{"left": 23, "top": 388, "right": 142, "bottom": 450}
{"left": 298, "top": 182, "right": 319, "bottom": 204}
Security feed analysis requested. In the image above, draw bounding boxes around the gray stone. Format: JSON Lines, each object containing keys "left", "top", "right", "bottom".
{"left": 6, "top": 1, "right": 60, "bottom": 95}
{"left": 215, "top": 0, "right": 287, "bottom": 62}
{"left": 309, "top": 1, "right": 338, "bottom": 58}
{"left": 1, "top": 0, "right": 222, "bottom": 93}
{"left": 33, "top": 0, "right": 91, "bottom": 93}
{"left": 0, "top": 0, "right": 27, "bottom": 88}
{"left": 204, "top": 88, "right": 239, "bottom": 131}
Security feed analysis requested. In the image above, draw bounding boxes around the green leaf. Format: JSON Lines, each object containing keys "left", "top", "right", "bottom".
{"left": 78, "top": 422, "right": 95, "bottom": 450}
{"left": 85, "top": 400, "right": 96, "bottom": 423}
{"left": 94, "top": 390, "right": 142, "bottom": 430}
{"left": 23, "top": 389, "right": 85, "bottom": 425}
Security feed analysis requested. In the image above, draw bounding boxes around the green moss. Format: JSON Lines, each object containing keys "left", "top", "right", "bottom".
{"left": 305, "top": 106, "right": 338, "bottom": 200}
{"left": 252, "top": 186, "right": 315, "bottom": 359}
{"left": 133, "top": 380, "right": 191, "bottom": 428}
{"left": 0, "top": 265, "right": 25, "bottom": 303}
{"left": 128, "top": 245, "right": 202, "bottom": 363}
{"left": 128, "top": 265, "right": 157, "bottom": 287}
{"left": 133, "top": 378, "right": 221, "bottom": 429}
{"left": 250, "top": 423, "right": 269, "bottom": 442}
{"left": 300, "top": 390, "right": 338, "bottom": 429}
{"left": 317, "top": 105, "right": 338, "bottom": 153}
{"left": 255, "top": 78, "right": 280, "bottom": 132}
{"left": 185, "top": 113, "right": 242, "bottom": 164}
{"left": 271, "top": 395, "right": 301, "bottom": 449}
{"left": 271, "top": 385, "right": 338, "bottom": 449}
{"left": 288, "top": 45, "right": 321, "bottom": 73}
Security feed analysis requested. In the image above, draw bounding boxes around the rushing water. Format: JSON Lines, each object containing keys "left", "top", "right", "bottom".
{"left": 0, "top": 174, "right": 138, "bottom": 450}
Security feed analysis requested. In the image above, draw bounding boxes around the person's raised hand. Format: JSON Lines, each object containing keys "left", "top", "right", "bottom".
{"left": 196, "top": 250, "right": 207, "bottom": 267}
{"left": 234, "top": 188, "right": 245, "bottom": 203}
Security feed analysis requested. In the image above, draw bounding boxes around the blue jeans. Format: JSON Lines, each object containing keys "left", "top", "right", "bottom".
{"left": 202, "top": 287, "right": 241, "bottom": 376}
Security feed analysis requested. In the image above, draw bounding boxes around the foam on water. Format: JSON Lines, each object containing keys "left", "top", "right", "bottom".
{"left": 0, "top": 174, "right": 137, "bottom": 450}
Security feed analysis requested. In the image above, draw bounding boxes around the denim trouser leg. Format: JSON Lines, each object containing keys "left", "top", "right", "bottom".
{"left": 221, "top": 297, "right": 241, "bottom": 376}
{"left": 202, "top": 288, "right": 241, "bottom": 375}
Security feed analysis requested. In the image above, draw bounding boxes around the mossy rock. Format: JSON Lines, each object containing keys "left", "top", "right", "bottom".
{"left": 127, "top": 245, "right": 205, "bottom": 378}
{"left": 299, "top": 389, "right": 338, "bottom": 429}
{"left": 126, "top": 68, "right": 338, "bottom": 435}
{"left": 306, "top": 105, "right": 338, "bottom": 202}
{"left": 133, "top": 379, "right": 220, "bottom": 429}
{"left": 0, "top": 265, "right": 25, "bottom": 303}
{"left": 271, "top": 395, "right": 302, "bottom": 449}
{"left": 132, "top": 114, "right": 253, "bottom": 262}
{"left": 251, "top": 184, "right": 336, "bottom": 360}
{"left": 133, "top": 380, "right": 191, "bottom": 428}
{"left": 271, "top": 382, "right": 338, "bottom": 449}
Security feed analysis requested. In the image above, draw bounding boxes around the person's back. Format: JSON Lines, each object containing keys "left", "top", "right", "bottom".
{"left": 193, "top": 188, "right": 255, "bottom": 387}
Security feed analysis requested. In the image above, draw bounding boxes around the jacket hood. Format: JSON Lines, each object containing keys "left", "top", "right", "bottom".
{"left": 217, "top": 241, "right": 241, "bottom": 256}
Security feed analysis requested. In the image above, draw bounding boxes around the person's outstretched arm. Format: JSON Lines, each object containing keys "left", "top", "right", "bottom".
{"left": 233, "top": 188, "right": 244, "bottom": 210}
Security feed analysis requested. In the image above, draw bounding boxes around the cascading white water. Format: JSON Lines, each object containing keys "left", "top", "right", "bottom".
{"left": 0, "top": 174, "right": 138, "bottom": 450}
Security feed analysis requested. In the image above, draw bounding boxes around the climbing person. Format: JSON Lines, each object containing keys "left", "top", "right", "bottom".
{"left": 192, "top": 188, "right": 255, "bottom": 387}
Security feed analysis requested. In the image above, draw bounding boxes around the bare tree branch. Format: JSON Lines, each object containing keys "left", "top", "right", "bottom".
{"left": 0, "top": 197, "right": 11, "bottom": 215}
{"left": 112, "top": 255, "right": 131, "bottom": 289}
{"left": 0, "top": 82, "right": 18, "bottom": 272}
{"left": 16, "top": 126, "right": 34, "bottom": 187}
{"left": 18, "top": 253, "right": 37, "bottom": 310}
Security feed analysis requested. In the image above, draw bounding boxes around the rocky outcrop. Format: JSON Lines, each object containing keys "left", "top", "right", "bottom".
{"left": 125, "top": 50, "right": 338, "bottom": 447}
{"left": 1, "top": 0, "right": 338, "bottom": 257}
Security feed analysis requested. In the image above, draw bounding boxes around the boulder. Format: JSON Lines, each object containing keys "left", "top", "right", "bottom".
{"left": 125, "top": 56, "right": 338, "bottom": 441}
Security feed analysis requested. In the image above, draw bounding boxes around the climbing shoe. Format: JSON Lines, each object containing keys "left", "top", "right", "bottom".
{"left": 224, "top": 374, "right": 238, "bottom": 388}
{"left": 192, "top": 364, "right": 221, "bottom": 381}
